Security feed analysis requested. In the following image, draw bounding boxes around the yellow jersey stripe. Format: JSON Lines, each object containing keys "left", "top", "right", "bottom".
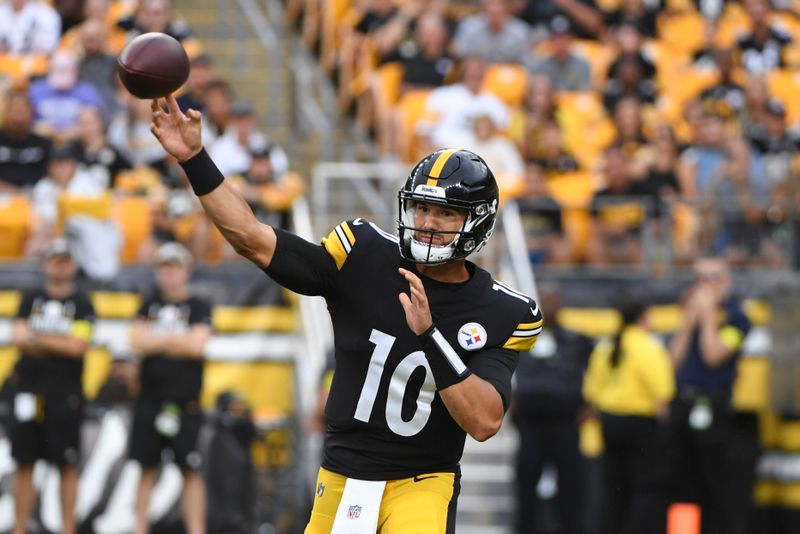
{"left": 429, "top": 149, "right": 456, "bottom": 179}
{"left": 71, "top": 320, "right": 93, "bottom": 341}
{"left": 322, "top": 231, "right": 348, "bottom": 269}
{"left": 516, "top": 319, "right": 543, "bottom": 331}
{"left": 341, "top": 222, "right": 355, "bottom": 247}
{"left": 503, "top": 335, "right": 538, "bottom": 352}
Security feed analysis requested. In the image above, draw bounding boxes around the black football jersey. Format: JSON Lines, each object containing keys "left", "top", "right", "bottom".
{"left": 265, "top": 219, "right": 542, "bottom": 480}
{"left": 136, "top": 293, "right": 212, "bottom": 402}
{"left": 14, "top": 288, "right": 94, "bottom": 394}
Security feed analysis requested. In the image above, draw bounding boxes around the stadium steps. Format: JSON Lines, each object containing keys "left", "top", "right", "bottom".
{"left": 458, "top": 420, "right": 517, "bottom": 532}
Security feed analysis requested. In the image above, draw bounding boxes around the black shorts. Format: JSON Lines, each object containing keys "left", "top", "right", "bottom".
{"left": 129, "top": 399, "right": 204, "bottom": 472}
{"left": 11, "top": 391, "right": 83, "bottom": 467}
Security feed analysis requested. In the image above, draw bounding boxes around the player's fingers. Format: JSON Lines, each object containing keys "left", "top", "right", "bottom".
{"left": 398, "top": 292, "right": 412, "bottom": 312}
{"left": 150, "top": 124, "right": 161, "bottom": 139}
{"left": 165, "top": 94, "right": 182, "bottom": 116}
{"left": 187, "top": 108, "right": 201, "bottom": 122}
{"left": 151, "top": 99, "right": 159, "bottom": 113}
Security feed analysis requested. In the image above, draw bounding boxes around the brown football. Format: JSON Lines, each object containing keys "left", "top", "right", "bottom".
{"left": 117, "top": 32, "right": 190, "bottom": 99}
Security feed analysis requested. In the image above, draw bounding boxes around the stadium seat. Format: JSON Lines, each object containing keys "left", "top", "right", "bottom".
{"left": 481, "top": 63, "right": 528, "bottom": 108}
{"left": 319, "top": 0, "right": 353, "bottom": 73}
{"left": 556, "top": 92, "right": 614, "bottom": 170}
{"left": 571, "top": 40, "right": 615, "bottom": 88}
{"left": 766, "top": 69, "right": 800, "bottom": 125}
{"left": 395, "top": 89, "right": 434, "bottom": 163}
{"left": 57, "top": 192, "right": 114, "bottom": 233}
{"left": 715, "top": 3, "right": 750, "bottom": 47}
{"left": 656, "top": 11, "right": 707, "bottom": 56}
{"left": 0, "top": 53, "right": 49, "bottom": 86}
{"left": 546, "top": 171, "right": 598, "bottom": 261}
{"left": 113, "top": 196, "right": 153, "bottom": 264}
{"left": 0, "top": 195, "right": 34, "bottom": 259}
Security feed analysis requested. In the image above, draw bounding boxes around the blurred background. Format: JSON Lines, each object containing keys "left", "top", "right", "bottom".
{"left": 0, "top": 0, "right": 800, "bottom": 532}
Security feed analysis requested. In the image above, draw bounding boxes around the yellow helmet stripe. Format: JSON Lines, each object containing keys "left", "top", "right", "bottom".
{"left": 426, "top": 148, "right": 457, "bottom": 186}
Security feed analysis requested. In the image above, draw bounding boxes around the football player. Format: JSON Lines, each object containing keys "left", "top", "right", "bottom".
{"left": 150, "top": 95, "right": 542, "bottom": 534}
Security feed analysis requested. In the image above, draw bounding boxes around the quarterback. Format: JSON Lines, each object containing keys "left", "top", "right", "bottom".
{"left": 150, "top": 96, "right": 542, "bottom": 534}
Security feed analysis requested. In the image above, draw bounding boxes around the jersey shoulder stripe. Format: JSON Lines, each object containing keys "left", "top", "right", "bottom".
{"left": 322, "top": 221, "right": 356, "bottom": 269}
{"left": 490, "top": 281, "right": 542, "bottom": 352}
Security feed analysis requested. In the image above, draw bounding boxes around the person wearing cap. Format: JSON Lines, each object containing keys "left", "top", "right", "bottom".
{"left": 9, "top": 238, "right": 94, "bottom": 534}
{"left": 526, "top": 16, "right": 591, "bottom": 92}
{"left": 208, "top": 98, "right": 288, "bottom": 178}
{"left": 129, "top": 242, "right": 212, "bottom": 534}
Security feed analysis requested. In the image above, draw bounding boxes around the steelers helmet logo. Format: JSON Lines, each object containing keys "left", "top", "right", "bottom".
{"left": 458, "top": 322, "right": 487, "bottom": 351}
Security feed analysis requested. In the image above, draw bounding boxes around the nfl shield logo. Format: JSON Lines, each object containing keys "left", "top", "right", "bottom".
{"left": 348, "top": 505, "right": 362, "bottom": 519}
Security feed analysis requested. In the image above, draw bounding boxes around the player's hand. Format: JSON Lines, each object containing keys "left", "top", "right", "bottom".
{"left": 150, "top": 95, "right": 202, "bottom": 162}
{"left": 398, "top": 268, "right": 433, "bottom": 335}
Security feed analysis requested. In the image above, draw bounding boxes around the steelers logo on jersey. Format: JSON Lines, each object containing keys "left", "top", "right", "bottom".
{"left": 458, "top": 322, "right": 487, "bottom": 351}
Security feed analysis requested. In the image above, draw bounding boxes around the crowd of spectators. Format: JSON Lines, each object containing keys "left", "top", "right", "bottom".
{"left": 0, "top": 0, "right": 301, "bottom": 283}
{"left": 297, "top": 0, "right": 800, "bottom": 269}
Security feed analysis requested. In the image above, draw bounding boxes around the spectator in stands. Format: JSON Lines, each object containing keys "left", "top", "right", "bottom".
{"left": 527, "top": 16, "right": 592, "bottom": 92}
{"left": 117, "top": 0, "right": 192, "bottom": 43}
{"left": 601, "top": 55, "right": 656, "bottom": 114}
{"left": 526, "top": 120, "right": 579, "bottom": 178}
{"left": 583, "top": 297, "right": 674, "bottom": 534}
{"left": 512, "top": 281, "right": 593, "bottom": 534}
{"left": 739, "top": 76, "right": 771, "bottom": 141}
{"left": 606, "top": 20, "right": 656, "bottom": 82}
{"left": 177, "top": 53, "right": 215, "bottom": 114}
{"left": 9, "top": 238, "right": 95, "bottom": 534}
{"left": 516, "top": 74, "right": 559, "bottom": 160}
{"left": 678, "top": 104, "right": 742, "bottom": 199}
{"left": 209, "top": 99, "right": 289, "bottom": 178}
{"left": 58, "top": 0, "right": 128, "bottom": 56}
{"left": 108, "top": 93, "right": 169, "bottom": 171}
{"left": 518, "top": 164, "right": 570, "bottom": 264}
{"left": 513, "top": 0, "right": 604, "bottom": 40}
{"left": 736, "top": 0, "right": 793, "bottom": 76}
{"left": 0, "top": 0, "right": 61, "bottom": 55}
{"left": 637, "top": 124, "right": 684, "bottom": 203}
{"left": 452, "top": 0, "right": 531, "bottom": 64}
{"left": 698, "top": 48, "right": 746, "bottom": 119}
{"left": 667, "top": 255, "right": 751, "bottom": 534}
{"left": 609, "top": 96, "right": 648, "bottom": 157}
{"left": 703, "top": 136, "right": 771, "bottom": 265}
{"left": 30, "top": 141, "right": 122, "bottom": 279}
{"left": 129, "top": 242, "right": 212, "bottom": 534}
{"left": 28, "top": 51, "right": 105, "bottom": 138}
{"left": 0, "top": 90, "right": 51, "bottom": 191}
{"left": 367, "top": 0, "right": 455, "bottom": 62}
{"left": 202, "top": 78, "right": 235, "bottom": 139}
{"left": 747, "top": 99, "right": 800, "bottom": 185}
{"left": 424, "top": 56, "right": 510, "bottom": 149}
{"left": 455, "top": 112, "right": 525, "bottom": 197}
{"left": 76, "top": 106, "right": 132, "bottom": 189}
{"left": 231, "top": 145, "right": 305, "bottom": 229}
{"left": 601, "top": 0, "right": 658, "bottom": 38}
{"left": 383, "top": 12, "right": 456, "bottom": 92}
{"left": 76, "top": 18, "right": 121, "bottom": 119}
{"left": 585, "top": 145, "right": 653, "bottom": 265}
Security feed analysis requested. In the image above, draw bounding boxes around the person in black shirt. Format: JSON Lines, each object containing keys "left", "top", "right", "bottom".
{"left": 129, "top": 242, "right": 212, "bottom": 534}
{"left": 9, "top": 239, "right": 94, "bottom": 534}
{"left": 511, "top": 283, "right": 593, "bottom": 534}
{"left": 150, "top": 95, "right": 542, "bottom": 534}
{"left": 0, "top": 90, "right": 51, "bottom": 191}
{"left": 736, "top": 0, "right": 793, "bottom": 76}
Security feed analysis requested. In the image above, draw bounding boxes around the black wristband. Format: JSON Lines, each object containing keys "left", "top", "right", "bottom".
{"left": 419, "top": 326, "right": 471, "bottom": 389}
{"left": 178, "top": 148, "right": 224, "bottom": 196}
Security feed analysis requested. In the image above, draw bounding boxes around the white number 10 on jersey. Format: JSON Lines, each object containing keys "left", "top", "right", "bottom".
{"left": 354, "top": 329, "right": 437, "bottom": 437}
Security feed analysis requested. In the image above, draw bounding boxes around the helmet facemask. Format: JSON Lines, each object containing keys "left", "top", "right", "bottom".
{"left": 398, "top": 193, "right": 497, "bottom": 265}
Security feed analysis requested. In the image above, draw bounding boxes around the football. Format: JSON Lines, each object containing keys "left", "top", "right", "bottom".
{"left": 117, "top": 32, "right": 190, "bottom": 99}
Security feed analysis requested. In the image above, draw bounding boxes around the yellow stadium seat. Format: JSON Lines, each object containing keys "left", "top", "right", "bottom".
{"left": 571, "top": 40, "right": 615, "bottom": 88}
{"left": 372, "top": 62, "right": 404, "bottom": 112}
{"left": 396, "top": 89, "right": 434, "bottom": 162}
{"left": 0, "top": 53, "right": 49, "bottom": 85}
{"left": 656, "top": 11, "right": 707, "bottom": 56}
{"left": 320, "top": 0, "right": 353, "bottom": 73}
{"left": 766, "top": 69, "right": 800, "bottom": 125}
{"left": 655, "top": 67, "right": 717, "bottom": 127}
{"left": 481, "top": 63, "right": 528, "bottom": 108}
{"left": 546, "top": 171, "right": 597, "bottom": 261}
{"left": 113, "top": 196, "right": 153, "bottom": 264}
{"left": 0, "top": 195, "right": 33, "bottom": 259}
{"left": 715, "top": 3, "right": 750, "bottom": 47}
{"left": 556, "top": 91, "right": 614, "bottom": 170}
{"left": 57, "top": 192, "right": 113, "bottom": 233}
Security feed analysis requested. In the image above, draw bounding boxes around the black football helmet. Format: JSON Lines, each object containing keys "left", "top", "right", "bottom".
{"left": 398, "top": 148, "right": 499, "bottom": 265}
